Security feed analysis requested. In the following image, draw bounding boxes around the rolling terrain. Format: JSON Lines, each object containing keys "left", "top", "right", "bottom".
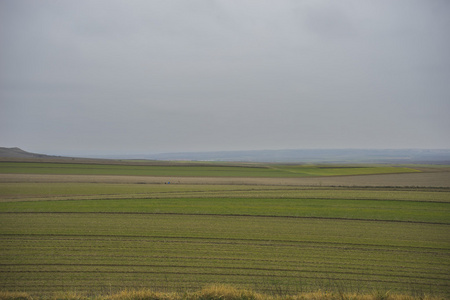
{"left": 0, "top": 158, "right": 449, "bottom": 298}
{"left": 2, "top": 147, "right": 450, "bottom": 164}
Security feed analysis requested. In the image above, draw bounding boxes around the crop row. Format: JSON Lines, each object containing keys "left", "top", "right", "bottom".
{"left": 1, "top": 213, "right": 448, "bottom": 246}
{"left": 2, "top": 183, "right": 449, "bottom": 202}
{"left": 1, "top": 250, "right": 448, "bottom": 295}
{"left": 2, "top": 235, "right": 448, "bottom": 266}
{"left": 1, "top": 212, "right": 448, "bottom": 296}
{"left": 1, "top": 199, "right": 448, "bottom": 224}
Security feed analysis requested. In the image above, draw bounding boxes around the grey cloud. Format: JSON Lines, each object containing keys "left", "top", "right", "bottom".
{"left": 1, "top": 0, "right": 449, "bottom": 155}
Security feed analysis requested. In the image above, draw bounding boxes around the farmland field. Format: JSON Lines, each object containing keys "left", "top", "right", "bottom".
{"left": 0, "top": 161, "right": 449, "bottom": 298}
{"left": 0, "top": 161, "right": 420, "bottom": 177}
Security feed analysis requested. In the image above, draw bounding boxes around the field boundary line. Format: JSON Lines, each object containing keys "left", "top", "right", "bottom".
{"left": 1, "top": 233, "right": 448, "bottom": 252}
{"left": 2, "top": 263, "right": 449, "bottom": 280}
{"left": 3, "top": 195, "right": 449, "bottom": 203}
{"left": 0, "top": 211, "right": 448, "bottom": 225}
{"left": 5, "top": 253, "right": 448, "bottom": 270}
{"left": 1, "top": 269, "right": 448, "bottom": 287}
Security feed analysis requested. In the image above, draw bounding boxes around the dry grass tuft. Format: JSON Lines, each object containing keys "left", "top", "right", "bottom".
{"left": 103, "top": 288, "right": 179, "bottom": 300}
{"left": 280, "top": 291, "right": 366, "bottom": 300}
{"left": 188, "top": 284, "right": 263, "bottom": 300}
{"left": 51, "top": 291, "right": 89, "bottom": 300}
{"left": 0, "top": 286, "right": 447, "bottom": 300}
{"left": 0, "top": 291, "right": 32, "bottom": 300}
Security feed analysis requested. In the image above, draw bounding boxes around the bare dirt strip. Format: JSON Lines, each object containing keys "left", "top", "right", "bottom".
{"left": 1, "top": 171, "right": 450, "bottom": 187}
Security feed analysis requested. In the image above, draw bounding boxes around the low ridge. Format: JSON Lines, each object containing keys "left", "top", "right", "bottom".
{"left": 0, "top": 147, "right": 56, "bottom": 159}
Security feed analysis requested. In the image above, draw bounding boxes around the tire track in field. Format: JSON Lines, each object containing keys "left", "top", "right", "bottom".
{"left": 2, "top": 267, "right": 447, "bottom": 285}
{"left": 2, "top": 267, "right": 448, "bottom": 288}
{"left": 1, "top": 211, "right": 448, "bottom": 225}
{"left": 6, "top": 249, "right": 448, "bottom": 270}
{"left": 4, "top": 191, "right": 449, "bottom": 203}
{"left": 5, "top": 250, "right": 449, "bottom": 273}
{"left": 2, "top": 263, "right": 448, "bottom": 281}
{"left": 1, "top": 233, "right": 448, "bottom": 254}
{"left": 6, "top": 240, "right": 448, "bottom": 270}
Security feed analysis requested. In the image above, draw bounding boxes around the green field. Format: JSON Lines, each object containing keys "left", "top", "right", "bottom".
{"left": 0, "top": 162, "right": 449, "bottom": 298}
{"left": 0, "top": 161, "right": 420, "bottom": 177}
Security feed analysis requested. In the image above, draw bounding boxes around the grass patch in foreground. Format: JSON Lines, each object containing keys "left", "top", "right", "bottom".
{"left": 0, "top": 285, "right": 447, "bottom": 300}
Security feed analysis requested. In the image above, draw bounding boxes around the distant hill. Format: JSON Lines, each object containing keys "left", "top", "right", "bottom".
{"left": 0, "top": 147, "right": 59, "bottom": 159}
{"left": 1, "top": 147, "right": 450, "bottom": 164}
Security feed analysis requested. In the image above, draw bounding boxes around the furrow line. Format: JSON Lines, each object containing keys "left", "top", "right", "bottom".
{"left": 1, "top": 233, "right": 448, "bottom": 253}
{"left": 1, "top": 270, "right": 448, "bottom": 287}
{"left": 0, "top": 211, "right": 448, "bottom": 225}
{"left": 2, "top": 263, "right": 448, "bottom": 278}
{"left": 5, "top": 252, "right": 448, "bottom": 269}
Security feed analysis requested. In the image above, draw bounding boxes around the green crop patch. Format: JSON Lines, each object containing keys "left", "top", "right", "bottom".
{"left": 1, "top": 197, "right": 449, "bottom": 224}
{"left": 2, "top": 182, "right": 449, "bottom": 202}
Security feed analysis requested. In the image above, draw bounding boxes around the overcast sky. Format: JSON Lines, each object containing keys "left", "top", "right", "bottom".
{"left": 1, "top": 0, "right": 449, "bottom": 155}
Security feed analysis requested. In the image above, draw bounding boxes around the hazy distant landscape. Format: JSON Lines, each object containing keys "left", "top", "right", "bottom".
{"left": 140, "top": 148, "right": 450, "bottom": 164}
{"left": 2, "top": 147, "right": 450, "bottom": 164}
